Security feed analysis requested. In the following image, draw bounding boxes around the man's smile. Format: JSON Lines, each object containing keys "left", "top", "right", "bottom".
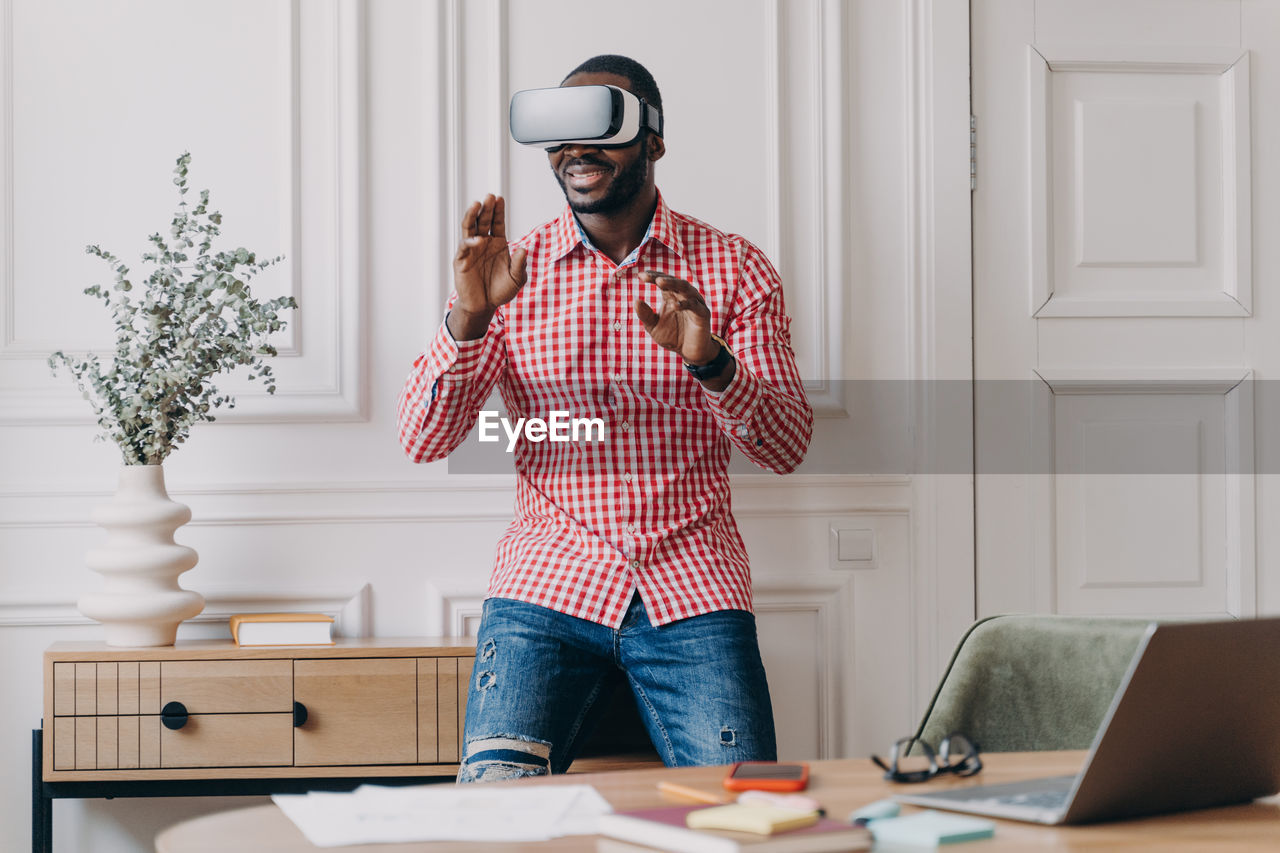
{"left": 562, "top": 159, "right": 613, "bottom": 192}
{"left": 564, "top": 167, "right": 609, "bottom": 191}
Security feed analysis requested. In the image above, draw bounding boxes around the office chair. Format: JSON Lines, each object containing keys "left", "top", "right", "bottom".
{"left": 912, "top": 614, "right": 1152, "bottom": 753}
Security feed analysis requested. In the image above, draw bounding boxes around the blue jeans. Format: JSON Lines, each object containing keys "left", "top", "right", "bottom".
{"left": 457, "top": 594, "right": 777, "bottom": 783}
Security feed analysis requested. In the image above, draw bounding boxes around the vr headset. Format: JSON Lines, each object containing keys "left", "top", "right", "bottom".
{"left": 509, "top": 84, "right": 663, "bottom": 152}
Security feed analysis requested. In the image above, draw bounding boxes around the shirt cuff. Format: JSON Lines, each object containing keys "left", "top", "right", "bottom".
{"left": 436, "top": 312, "right": 489, "bottom": 377}
{"left": 703, "top": 360, "right": 764, "bottom": 425}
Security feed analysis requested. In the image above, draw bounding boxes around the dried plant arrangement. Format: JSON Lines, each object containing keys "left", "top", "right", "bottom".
{"left": 49, "top": 153, "right": 296, "bottom": 465}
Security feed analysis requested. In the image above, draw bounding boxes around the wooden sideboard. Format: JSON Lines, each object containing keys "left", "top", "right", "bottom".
{"left": 42, "top": 639, "right": 476, "bottom": 783}
{"left": 34, "top": 638, "right": 477, "bottom": 853}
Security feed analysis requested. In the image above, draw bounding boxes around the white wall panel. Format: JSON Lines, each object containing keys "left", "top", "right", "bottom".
{"left": 0, "top": 0, "right": 365, "bottom": 423}
{"left": 754, "top": 606, "right": 825, "bottom": 760}
{"left": 4, "top": 0, "right": 293, "bottom": 352}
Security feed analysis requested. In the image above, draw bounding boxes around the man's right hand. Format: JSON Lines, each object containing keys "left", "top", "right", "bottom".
{"left": 448, "top": 194, "right": 528, "bottom": 340}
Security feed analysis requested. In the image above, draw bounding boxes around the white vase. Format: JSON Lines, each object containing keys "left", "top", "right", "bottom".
{"left": 78, "top": 465, "right": 205, "bottom": 646}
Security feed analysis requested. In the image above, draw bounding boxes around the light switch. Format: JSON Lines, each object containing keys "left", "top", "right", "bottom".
{"left": 830, "top": 526, "right": 876, "bottom": 570}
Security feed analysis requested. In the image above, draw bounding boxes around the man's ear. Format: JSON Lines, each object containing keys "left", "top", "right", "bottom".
{"left": 647, "top": 133, "right": 666, "bottom": 162}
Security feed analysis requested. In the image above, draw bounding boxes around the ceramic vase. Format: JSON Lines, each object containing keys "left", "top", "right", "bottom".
{"left": 78, "top": 465, "right": 205, "bottom": 646}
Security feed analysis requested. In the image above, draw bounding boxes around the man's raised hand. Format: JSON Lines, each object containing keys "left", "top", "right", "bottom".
{"left": 634, "top": 271, "right": 719, "bottom": 366}
{"left": 449, "top": 194, "right": 528, "bottom": 340}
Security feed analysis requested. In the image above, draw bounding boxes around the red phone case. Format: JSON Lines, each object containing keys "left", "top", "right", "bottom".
{"left": 722, "top": 761, "right": 810, "bottom": 792}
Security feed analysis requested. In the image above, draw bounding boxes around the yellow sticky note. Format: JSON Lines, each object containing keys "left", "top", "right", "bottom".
{"left": 685, "top": 803, "right": 820, "bottom": 836}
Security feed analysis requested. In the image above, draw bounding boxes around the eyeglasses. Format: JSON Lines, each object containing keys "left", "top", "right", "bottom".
{"left": 871, "top": 732, "right": 983, "bottom": 783}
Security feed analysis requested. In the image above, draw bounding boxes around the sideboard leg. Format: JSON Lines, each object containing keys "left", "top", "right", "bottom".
{"left": 32, "top": 729, "right": 52, "bottom": 853}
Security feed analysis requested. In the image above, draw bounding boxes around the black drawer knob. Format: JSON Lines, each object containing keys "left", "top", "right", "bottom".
{"left": 293, "top": 701, "right": 308, "bottom": 727}
{"left": 161, "top": 701, "right": 189, "bottom": 730}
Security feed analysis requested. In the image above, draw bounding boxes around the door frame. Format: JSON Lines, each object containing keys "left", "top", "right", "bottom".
{"left": 908, "top": 0, "right": 975, "bottom": 714}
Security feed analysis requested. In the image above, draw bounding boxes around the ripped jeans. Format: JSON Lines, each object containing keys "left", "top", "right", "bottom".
{"left": 457, "top": 594, "right": 777, "bottom": 783}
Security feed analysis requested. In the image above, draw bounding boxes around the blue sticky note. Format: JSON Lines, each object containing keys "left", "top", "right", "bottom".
{"left": 868, "top": 810, "right": 996, "bottom": 846}
{"left": 849, "top": 798, "right": 901, "bottom": 824}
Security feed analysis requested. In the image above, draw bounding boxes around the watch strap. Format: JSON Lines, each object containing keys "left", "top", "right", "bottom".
{"left": 685, "top": 335, "right": 734, "bottom": 381}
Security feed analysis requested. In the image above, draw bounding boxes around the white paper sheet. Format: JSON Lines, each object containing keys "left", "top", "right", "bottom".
{"left": 272, "top": 783, "right": 613, "bottom": 848}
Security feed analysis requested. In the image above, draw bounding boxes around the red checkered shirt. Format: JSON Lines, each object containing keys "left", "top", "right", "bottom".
{"left": 397, "top": 192, "right": 813, "bottom": 628}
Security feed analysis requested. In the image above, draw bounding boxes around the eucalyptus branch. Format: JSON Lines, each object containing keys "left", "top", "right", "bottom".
{"left": 49, "top": 153, "right": 297, "bottom": 465}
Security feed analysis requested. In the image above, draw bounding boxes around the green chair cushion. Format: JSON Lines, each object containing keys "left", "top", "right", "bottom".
{"left": 913, "top": 614, "right": 1151, "bottom": 753}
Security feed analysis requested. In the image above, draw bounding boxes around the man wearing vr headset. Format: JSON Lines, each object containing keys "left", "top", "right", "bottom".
{"left": 398, "top": 55, "right": 813, "bottom": 782}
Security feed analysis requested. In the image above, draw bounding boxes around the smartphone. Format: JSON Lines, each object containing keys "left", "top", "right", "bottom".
{"left": 722, "top": 761, "right": 810, "bottom": 792}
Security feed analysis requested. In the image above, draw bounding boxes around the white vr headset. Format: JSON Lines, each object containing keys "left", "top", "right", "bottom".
{"left": 509, "top": 84, "right": 663, "bottom": 152}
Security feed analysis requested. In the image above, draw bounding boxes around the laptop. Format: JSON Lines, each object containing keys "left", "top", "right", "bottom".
{"left": 895, "top": 616, "right": 1280, "bottom": 825}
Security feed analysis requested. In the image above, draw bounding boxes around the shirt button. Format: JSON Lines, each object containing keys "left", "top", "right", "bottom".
{"left": 630, "top": 560, "right": 641, "bottom": 569}
{"left": 614, "top": 373, "right": 624, "bottom": 383}
{"left": 627, "top": 524, "right": 637, "bottom": 534}
{"left": 621, "top": 421, "right": 630, "bottom": 431}
{"left": 622, "top": 472, "right": 633, "bottom": 483}
{"left": 613, "top": 321, "right": 622, "bottom": 331}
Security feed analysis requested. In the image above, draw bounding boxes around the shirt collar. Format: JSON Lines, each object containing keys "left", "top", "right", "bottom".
{"left": 547, "top": 189, "right": 684, "bottom": 264}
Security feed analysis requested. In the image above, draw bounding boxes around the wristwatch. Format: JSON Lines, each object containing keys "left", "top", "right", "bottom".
{"left": 685, "top": 334, "right": 734, "bottom": 381}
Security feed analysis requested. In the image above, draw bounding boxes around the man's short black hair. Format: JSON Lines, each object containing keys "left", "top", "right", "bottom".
{"left": 562, "top": 54, "right": 662, "bottom": 114}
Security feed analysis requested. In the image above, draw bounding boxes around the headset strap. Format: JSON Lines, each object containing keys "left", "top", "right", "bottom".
{"left": 641, "top": 100, "right": 664, "bottom": 137}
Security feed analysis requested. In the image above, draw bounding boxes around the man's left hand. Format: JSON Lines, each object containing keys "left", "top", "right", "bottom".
{"left": 634, "top": 271, "right": 719, "bottom": 365}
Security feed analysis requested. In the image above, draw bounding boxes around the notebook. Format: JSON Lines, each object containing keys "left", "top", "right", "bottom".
{"left": 896, "top": 616, "right": 1280, "bottom": 825}
{"left": 596, "top": 804, "right": 871, "bottom": 853}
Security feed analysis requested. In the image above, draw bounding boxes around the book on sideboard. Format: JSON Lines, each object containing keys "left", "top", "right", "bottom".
{"left": 229, "top": 612, "right": 335, "bottom": 646}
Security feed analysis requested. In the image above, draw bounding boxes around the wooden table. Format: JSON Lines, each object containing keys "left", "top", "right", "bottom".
{"left": 155, "top": 751, "right": 1280, "bottom": 851}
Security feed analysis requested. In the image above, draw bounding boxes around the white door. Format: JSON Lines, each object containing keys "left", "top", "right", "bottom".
{"left": 972, "top": 0, "right": 1280, "bottom": 619}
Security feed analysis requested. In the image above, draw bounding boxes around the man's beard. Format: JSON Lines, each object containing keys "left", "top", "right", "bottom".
{"left": 554, "top": 148, "right": 649, "bottom": 215}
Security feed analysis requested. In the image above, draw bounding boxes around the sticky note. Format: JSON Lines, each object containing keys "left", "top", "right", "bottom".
{"left": 868, "top": 810, "right": 996, "bottom": 845}
{"left": 685, "top": 803, "right": 821, "bottom": 835}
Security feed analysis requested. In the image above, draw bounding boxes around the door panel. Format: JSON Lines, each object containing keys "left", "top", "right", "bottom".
{"left": 1029, "top": 47, "right": 1250, "bottom": 317}
{"left": 973, "top": 0, "right": 1264, "bottom": 619}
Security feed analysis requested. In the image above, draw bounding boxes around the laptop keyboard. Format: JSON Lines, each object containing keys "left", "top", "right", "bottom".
{"left": 990, "top": 789, "right": 1070, "bottom": 810}
{"left": 914, "top": 774, "right": 1076, "bottom": 811}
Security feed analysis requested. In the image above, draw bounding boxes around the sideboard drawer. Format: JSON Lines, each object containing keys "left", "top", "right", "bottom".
{"left": 161, "top": 660, "right": 292, "bottom": 713}
{"left": 295, "top": 658, "right": 418, "bottom": 766}
{"left": 161, "top": 713, "right": 294, "bottom": 767}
